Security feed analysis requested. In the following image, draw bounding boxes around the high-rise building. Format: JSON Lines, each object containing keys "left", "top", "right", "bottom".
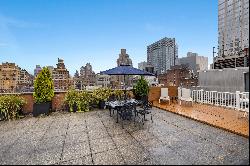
{"left": 52, "top": 58, "right": 72, "bottom": 91}
{"left": 214, "top": 0, "right": 249, "bottom": 68}
{"left": 147, "top": 37, "right": 178, "bottom": 75}
{"left": 79, "top": 63, "right": 96, "bottom": 86}
{"left": 178, "top": 52, "right": 208, "bottom": 76}
{"left": 34, "top": 65, "right": 42, "bottom": 77}
{"left": 138, "top": 61, "right": 147, "bottom": 71}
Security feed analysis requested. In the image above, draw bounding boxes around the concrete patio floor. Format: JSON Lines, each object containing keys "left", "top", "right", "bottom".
{"left": 0, "top": 108, "right": 249, "bottom": 165}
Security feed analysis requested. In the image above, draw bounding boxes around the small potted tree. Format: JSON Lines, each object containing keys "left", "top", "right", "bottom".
{"left": 133, "top": 76, "right": 149, "bottom": 101}
{"left": 33, "top": 67, "right": 54, "bottom": 117}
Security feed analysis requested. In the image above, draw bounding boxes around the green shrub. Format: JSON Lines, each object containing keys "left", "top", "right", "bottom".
{"left": 134, "top": 76, "right": 149, "bottom": 97}
{"left": 33, "top": 67, "right": 54, "bottom": 103}
{"left": 64, "top": 88, "right": 78, "bottom": 112}
{"left": 65, "top": 89, "right": 93, "bottom": 112}
{"left": 92, "top": 88, "right": 112, "bottom": 104}
{"left": 112, "top": 89, "right": 124, "bottom": 100}
{"left": 0, "top": 95, "right": 26, "bottom": 120}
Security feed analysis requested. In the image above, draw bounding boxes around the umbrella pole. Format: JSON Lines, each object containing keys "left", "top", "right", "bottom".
{"left": 124, "top": 75, "right": 127, "bottom": 101}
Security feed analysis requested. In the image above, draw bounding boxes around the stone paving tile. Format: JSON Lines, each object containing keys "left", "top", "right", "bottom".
{"left": 67, "top": 124, "right": 87, "bottom": 134}
{"left": 118, "top": 143, "right": 149, "bottom": 165}
{"left": 0, "top": 108, "right": 249, "bottom": 165}
{"left": 28, "top": 145, "right": 63, "bottom": 165}
{"left": 43, "top": 128, "right": 67, "bottom": 138}
{"left": 65, "top": 131, "right": 88, "bottom": 144}
{"left": 112, "top": 133, "right": 137, "bottom": 148}
{"left": 1, "top": 140, "right": 37, "bottom": 165}
{"left": 106, "top": 127, "right": 126, "bottom": 136}
{"left": 92, "top": 149, "right": 125, "bottom": 165}
{"left": 60, "top": 155, "right": 93, "bottom": 165}
{"left": 149, "top": 145, "right": 193, "bottom": 165}
{"left": 90, "top": 136, "right": 116, "bottom": 154}
{"left": 17, "top": 130, "right": 45, "bottom": 143}
{"left": 62, "top": 141, "right": 91, "bottom": 161}
{"left": 88, "top": 129, "right": 110, "bottom": 140}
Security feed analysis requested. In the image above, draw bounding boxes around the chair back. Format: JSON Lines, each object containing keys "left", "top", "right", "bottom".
{"left": 182, "top": 88, "right": 191, "bottom": 99}
{"left": 178, "top": 87, "right": 182, "bottom": 99}
{"left": 161, "top": 88, "right": 168, "bottom": 97}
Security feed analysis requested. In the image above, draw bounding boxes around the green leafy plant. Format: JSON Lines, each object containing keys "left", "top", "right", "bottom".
{"left": 64, "top": 89, "right": 93, "bottom": 112}
{"left": 92, "top": 88, "right": 112, "bottom": 104}
{"left": 33, "top": 67, "right": 54, "bottom": 103}
{"left": 134, "top": 76, "right": 149, "bottom": 97}
{"left": 0, "top": 95, "right": 26, "bottom": 121}
{"left": 64, "top": 88, "right": 79, "bottom": 112}
{"left": 112, "top": 89, "right": 124, "bottom": 100}
{"left": 77, "top": 91, "right": 93, "bottom": 112}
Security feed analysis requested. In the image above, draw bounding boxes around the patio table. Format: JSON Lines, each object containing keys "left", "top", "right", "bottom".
{"left": 106, "top": 99, "right": 138, "bottom": 123}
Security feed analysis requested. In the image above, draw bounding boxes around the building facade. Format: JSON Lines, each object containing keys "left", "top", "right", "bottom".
{"left": 147, "top": 37, "right": 178, "bottom": 75}
{"left": 138, "top": 61, "right": 147, "bottom": 71}
{"left": 96, "top": 74, "right": 111, "bottom": 88}
{"left": 79, "top": 63, "right": 96, "bottom": 86}
{"left": 117, "top": 49, "right": 133, "bottom": 66}
{"left": 0, "top": 62, "right": 33, "bottom": 92}
{"left": 215, "top": 0, "right": 249, "bottom": 68}
{"left": 178, "top": 52, "right": 208, "bottom": 76}
{"left": 0, "top": 62, "right": 20, "bottom": 92}
{"left": 113, "top": 49, "right": 133, "bottom": 89}
{"left": 17, "top": 69, "right": 33, "bottom": 92}
{"left": 198, "top": 67, "right": 249, "bottom": 92}
{"left": 34, "top": 65, "right": 42, "bottom": 77}
{"left": 52, "top": 58, "right": 72, "bottom": 91}
{"left": 158, "top": 65, "right": 198, "bottom": 88}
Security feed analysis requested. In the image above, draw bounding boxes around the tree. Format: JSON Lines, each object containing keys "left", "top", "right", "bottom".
{"left": 134, "top": 76, "right": 149, "bottom": 97}
{"left": 33, "top": 67, "right": 54, "bottom": 103}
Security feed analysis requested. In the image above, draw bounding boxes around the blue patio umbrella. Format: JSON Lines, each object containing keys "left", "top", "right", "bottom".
{"left": 100, "top": 65, "right": 154, "bottom": 93}
{"left": 100, "top": 65, "right": 154, "bottom": 76}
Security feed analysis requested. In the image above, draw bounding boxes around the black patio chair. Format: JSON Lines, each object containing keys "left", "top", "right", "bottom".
{"left": 140, "top": 96, "right": 153, "bottom": 110}
{"left": 135, "top": 102, "right": 153, "bottom": 125}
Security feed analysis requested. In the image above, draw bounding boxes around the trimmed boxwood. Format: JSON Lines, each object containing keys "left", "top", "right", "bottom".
{"left": 33, "top": 67, "right": 54, "bottom": 117}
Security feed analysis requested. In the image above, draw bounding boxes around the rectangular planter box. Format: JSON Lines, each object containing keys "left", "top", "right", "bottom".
{"left": 33, "top": 102, "right": 51, "bottom": 117}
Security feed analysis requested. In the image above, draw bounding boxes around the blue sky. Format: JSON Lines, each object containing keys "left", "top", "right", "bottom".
{"left": 0, "top": 0, "right": 217, "bottom": 75}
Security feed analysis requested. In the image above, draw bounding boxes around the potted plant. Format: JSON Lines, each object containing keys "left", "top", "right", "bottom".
{"left": 64, "top": 88, "right": 78, "bottom": 112}
{"left": 112, "top": 89, "right": 124, "bottom": 100}
{"left": 33, "top": 67, "right": 54, "bottom": 117}
{"left": 92, "top": 88, "right": 112, "bottom": 109}
{"left": 133, "top": 76, "right": 149, "bottom": 101}
{"left": 0, "top": 95, "right": 26, "bottom": 121}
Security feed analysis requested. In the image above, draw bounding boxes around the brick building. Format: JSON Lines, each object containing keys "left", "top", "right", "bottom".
{"left": 0, "top": 62, "right": 20, "bottom": 92}
{"left": 52, "top": 58, "right": 72, "bottom": 91}
{"left": 17, "top": 69, "right": 34, "bottom": 92}
{"left": 80, "top": 63, "right": 96, "bottom": 86}
{"left": 113, "top": 49, "right": 133, "bottom": 89}
{"left": 158, "top": 65, "right": 198, "bottom": 88}
{"left": 0, "top": 62, "right": 33, "bottom": 93}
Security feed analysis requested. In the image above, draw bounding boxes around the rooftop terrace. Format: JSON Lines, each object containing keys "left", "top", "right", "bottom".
{"left": 0, "top": 108, "right": 249, "bottom": 165}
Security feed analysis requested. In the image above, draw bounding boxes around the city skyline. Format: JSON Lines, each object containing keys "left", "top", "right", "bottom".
{"left": 0, "top": 0, "right": 217, "bottom": 75}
